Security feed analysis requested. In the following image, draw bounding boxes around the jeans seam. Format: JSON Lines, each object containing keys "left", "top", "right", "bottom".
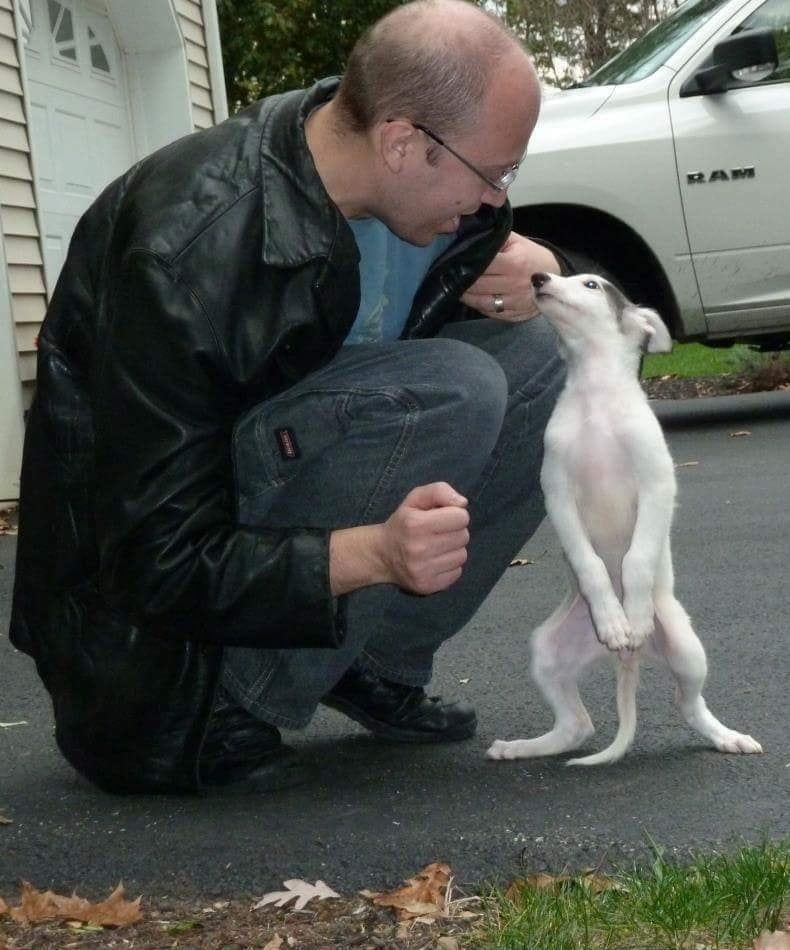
{"left": 360, "top": 649, "right": 432, "bottom": 687}
{"left": 470, "top": 354, "right": 564, "bottom": 504}
{"left": 359, "top": 390, "right": 419, "bottom": 524}
{"left": 223, "top": 655, "right": 282, "bottom": 710}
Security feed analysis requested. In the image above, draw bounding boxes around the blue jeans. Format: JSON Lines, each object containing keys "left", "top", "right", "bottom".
{"left": 221, "top": 316, "right": 565, "bottom": 728}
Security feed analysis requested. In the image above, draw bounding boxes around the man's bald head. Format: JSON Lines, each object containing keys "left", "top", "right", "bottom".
{"left": 335, "top": 0, "right": 536, "bottom": 138}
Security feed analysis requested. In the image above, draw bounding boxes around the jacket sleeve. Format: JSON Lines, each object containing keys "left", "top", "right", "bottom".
{"left": 93, "top": 248, "right": 343, "bottom": 648}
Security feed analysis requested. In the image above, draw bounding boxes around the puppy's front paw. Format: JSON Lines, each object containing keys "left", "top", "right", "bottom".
{"left": 592, "top": 600, "right": 631, "bottom": 652}
{"left": 623, "top": 597, "right": 655, "bottom": 648}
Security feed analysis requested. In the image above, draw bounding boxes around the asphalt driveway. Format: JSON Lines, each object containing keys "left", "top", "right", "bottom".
{"left": 1, "top": 393, "right": 787, "bottom": 901}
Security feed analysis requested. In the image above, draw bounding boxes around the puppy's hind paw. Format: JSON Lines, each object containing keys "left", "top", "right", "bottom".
{"left": 487, "top": 739, "right": 539, "bottom": 760}
{"left": 487, "top": 739, "right": 516, "bottom": 760}
{"left": 712, "top": 730, "right": 763, "bottom": 755}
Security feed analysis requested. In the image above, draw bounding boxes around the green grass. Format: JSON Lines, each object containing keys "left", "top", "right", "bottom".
{"left": 641, "top": 343, "right": 750, "bottom": 379}
{"left": 473, "top": 840, "right": 789, "bottom": 949}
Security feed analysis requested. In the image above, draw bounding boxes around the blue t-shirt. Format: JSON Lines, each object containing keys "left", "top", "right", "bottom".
{"left": 344, "top": 217, "right": 455, "bottom": 345}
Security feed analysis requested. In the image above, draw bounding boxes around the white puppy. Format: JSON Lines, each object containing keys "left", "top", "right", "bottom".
{"left": 488, "top": 273, "right": 762, "bottom": 765}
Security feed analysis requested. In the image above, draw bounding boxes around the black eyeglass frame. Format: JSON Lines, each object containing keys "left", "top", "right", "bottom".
{"left": 410, "top": 121, "right": 521, "bottom": 192}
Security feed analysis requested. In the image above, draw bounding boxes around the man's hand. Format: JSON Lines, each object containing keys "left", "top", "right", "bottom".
{"left": 461, "top": 232, "right": 561, "bottom": 322}
{"left": 329, "top": 482, "right": 470, "bottom": 596}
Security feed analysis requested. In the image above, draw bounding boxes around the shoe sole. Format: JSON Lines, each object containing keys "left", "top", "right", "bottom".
{"left": 321, "top": 696, "right": 477, "bottom": 743}
{"left": 246, "top": 752, "right": 314, "bottom": 792}
{"left": 203, "top": 747, "right": 313, "bottom": 792}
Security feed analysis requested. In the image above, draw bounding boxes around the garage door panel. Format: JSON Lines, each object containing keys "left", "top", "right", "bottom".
{"left": 58, "top": 110, "right": 95, "bottom": 195}
{"left": 25, "top": 0, "right": 135, "bottom": 293}
{"left": 43, "top": 222, "right": 69, "bottom": 287}
{"left": 28, "top": 101, "right": 54, "bottom": 186}
{"left": 93, "top": 116, "right": 131, "bottom": 180}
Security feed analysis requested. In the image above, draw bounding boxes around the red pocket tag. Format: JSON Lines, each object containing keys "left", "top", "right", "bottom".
{"left": 275, "top": 427, "right": 300, "bottom": 460}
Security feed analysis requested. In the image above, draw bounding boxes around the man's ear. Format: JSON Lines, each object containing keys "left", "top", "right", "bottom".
{"left": 378, "top": 119, "right": 414, "bottom": 174}
{"left": 621, "top": 305, "right": 673, "bottom": 353}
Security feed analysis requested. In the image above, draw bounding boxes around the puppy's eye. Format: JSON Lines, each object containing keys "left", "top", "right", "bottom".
{"left": 584, "top": 280, "right": 601, "bottom": 290}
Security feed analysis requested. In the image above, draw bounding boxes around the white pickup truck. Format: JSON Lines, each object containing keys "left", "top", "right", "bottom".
{"left": 510, "top": 0, "right": 790, "bottom": 347}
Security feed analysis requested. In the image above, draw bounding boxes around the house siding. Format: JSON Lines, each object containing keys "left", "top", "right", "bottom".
{"left": 0, "top": 0, "right": 45, "bottom": 402}
{"left": 176, "top": 0, "right": 215, "bottom": 130}
{"left": 0, "top": 0, "right": 222, "bottom": 405}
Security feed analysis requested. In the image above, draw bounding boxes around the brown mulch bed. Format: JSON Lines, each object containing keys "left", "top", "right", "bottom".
{"left": 641, "top": 372, "right": 790, "bottom": 401}
{"left": 641, "top": 356, "right": 790, "bottom": 400}
{"left": 0, "top": 893, "right": 478, "bottom": 949}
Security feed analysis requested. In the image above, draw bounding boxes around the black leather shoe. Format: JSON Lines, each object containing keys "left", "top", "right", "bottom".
{"left": 322, "top": 661, "right": 477, "bottom": 743}
{"left": 200, "top": 688, "right": 308, "bottom": 790}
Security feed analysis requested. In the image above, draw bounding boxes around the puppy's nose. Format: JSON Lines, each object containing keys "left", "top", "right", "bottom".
{"left": 531, "top": 272, "right": 550, "bottom": 289}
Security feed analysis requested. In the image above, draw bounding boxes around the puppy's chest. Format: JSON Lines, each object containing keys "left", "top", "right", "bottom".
{"left": 545, "top": 401, "right": 640, "bottom": 493}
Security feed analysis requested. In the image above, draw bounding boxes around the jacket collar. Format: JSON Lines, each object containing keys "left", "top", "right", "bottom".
{"left": 259, "top": 77, "right": 357, "bottom": 268}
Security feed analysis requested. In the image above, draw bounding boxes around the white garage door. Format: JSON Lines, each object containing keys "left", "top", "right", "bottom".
{"left": 24, "top": 0, "right": 135, "bottom": 292}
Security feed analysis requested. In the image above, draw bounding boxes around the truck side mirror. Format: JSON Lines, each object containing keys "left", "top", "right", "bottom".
{"left": 680, "top": 28, "right": 778, "bottom": 97}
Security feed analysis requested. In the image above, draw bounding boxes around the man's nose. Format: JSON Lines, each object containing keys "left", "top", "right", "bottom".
{"left": 531, "top": 272, "right": 550, "bottom": 289}
{"left": 484, "top": 184, "right": 508, "bottom": 208}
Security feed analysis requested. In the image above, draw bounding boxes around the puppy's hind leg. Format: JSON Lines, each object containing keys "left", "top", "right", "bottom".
{"left": 488, "top": 596, "right": 602, "bottom": 761}
{"left": 653, "top": 593, "right": 762, "bottom": 755}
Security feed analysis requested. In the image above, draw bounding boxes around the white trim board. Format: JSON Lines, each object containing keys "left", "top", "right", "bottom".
{"left": 0, "top": 206, "right": 25, "bottom": 501}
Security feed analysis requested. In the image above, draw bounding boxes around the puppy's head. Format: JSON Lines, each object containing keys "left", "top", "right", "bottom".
{"left": 531, "top": 272, "right": 672, "bottom": 358}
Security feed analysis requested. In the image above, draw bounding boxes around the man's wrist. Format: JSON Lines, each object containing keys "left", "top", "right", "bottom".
{"left": 329, "top": 524, "right": 391, "bottom": 596}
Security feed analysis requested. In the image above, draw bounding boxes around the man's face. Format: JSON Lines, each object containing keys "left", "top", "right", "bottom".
{"left": 380, "top": 56, "right": 541, "bottom": 246}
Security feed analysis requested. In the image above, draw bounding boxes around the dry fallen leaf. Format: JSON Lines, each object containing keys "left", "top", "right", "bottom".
{"left": 506, "top": 870, "right": 621, "bottom": 901}
{"left": 8, "top": 882, "right": 141, "bottom": 928}
{"left": 675, "top": 460, "right": 699, "bottom": 468}
{"left": 0, "top": 722, "right": 27, "bottom": 729}
{"left": 263, "top": 934, "right": 284, "bottom": 950}
{"left": 65, "top": 921, "right": 104, "bottom": 932}
{"left": 437, "top": 938, "right": 460, "bottom": 950}
{"left": 0, "top": 510, "right": 16, "bottom": 536}
{"left": 371, "top": 862, "right": 452, "bottom": 921}
{"left": 754, "top": 932, "right": 790, "bottom": 949}
{"left": 0, "top": 896, "right": 8, "bottom": 915}
{"left": 508, "top": 872, "right": 573, "bottom": 896}
{"left": 730, "top": 430, "right": 752, "bottom": 438}
{"left": 510, "top": 549, "right": 548, "bottom": 567}
{"left": 254, "top": 879, "right": 340, "bottom": 912}
{"left": 0, "top": 813, "right": 11, "bottom": 826}
{"left": 578, "top": 872, "right": 624, "bottom": 894}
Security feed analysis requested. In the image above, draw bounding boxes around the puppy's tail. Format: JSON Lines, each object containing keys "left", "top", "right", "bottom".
{"left": 566, "top": 660, "right": 639, "bottom": 766}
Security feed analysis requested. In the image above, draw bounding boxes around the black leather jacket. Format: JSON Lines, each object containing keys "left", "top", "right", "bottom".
{"left": 9, "top": 78, "right": 525, "bottom": 793}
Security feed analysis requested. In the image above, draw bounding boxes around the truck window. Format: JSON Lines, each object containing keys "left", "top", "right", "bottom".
{"left": 735, "top": 0, "right": 790, "bottom": 81}
{"left": 579, "top": 0, "right": 734, "bottom": 86}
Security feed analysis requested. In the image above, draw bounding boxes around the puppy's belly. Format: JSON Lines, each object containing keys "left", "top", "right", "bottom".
{"left": 577, "top": 486, "right": 637, "bottom": 558}
{"left": 571, "top": 449, "right": 639, "bottom": 560}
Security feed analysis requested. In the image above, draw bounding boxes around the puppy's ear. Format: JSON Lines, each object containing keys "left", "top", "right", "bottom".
{"left": 621, "top": 306, "right": 673, "bottom": 353}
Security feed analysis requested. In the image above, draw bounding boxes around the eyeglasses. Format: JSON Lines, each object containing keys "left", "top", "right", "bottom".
{"left": 411, "top": 122, "right": 521, "bottom": 192}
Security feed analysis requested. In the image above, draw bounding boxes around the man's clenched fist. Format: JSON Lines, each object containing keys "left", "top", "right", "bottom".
{"left": 381, "top": 482, "right": 470, "bottom": 594}
{"left": 329, "top": 482, "right": 470, "bottom": 596}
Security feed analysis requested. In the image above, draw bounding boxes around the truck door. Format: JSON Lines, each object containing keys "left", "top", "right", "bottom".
{"left": 668, "top": 0, "right": 790, "bottom": 339}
